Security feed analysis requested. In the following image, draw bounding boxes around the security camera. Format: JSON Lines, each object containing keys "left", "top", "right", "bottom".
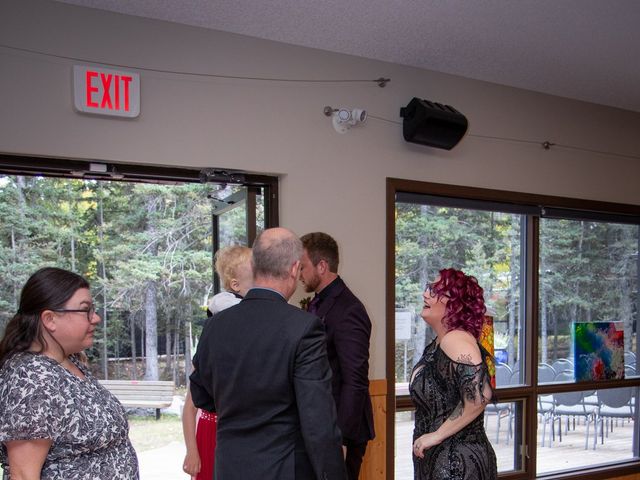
{"left": 331, "top": 107, "right": 367, "bottom": 133}
{"left": 352, "top": 109, "right": 367, "bottom": 123}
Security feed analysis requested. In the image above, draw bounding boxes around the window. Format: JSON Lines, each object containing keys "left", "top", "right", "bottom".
{"left": 538, "top": 216, "right": 637, "bottom": 380}
{"left": 388, "top": 178, "right": 640, "bottom": 479}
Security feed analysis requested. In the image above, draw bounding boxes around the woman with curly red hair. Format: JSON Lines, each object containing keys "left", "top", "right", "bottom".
{"left": 410, "top": 268, "right": 497, "bottom": 480}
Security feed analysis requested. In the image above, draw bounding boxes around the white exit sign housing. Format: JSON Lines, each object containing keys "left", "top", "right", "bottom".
{"left": 73, "top": 65, "right": 140, "bottom": 118}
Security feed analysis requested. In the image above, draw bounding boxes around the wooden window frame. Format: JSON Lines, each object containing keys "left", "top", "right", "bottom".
{"left": 386, "top": 177, "right": 640, "bottom": 480}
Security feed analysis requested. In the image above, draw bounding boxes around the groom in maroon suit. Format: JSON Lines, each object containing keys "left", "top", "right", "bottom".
{"left": 300, "top": 232, "right": 375, "bottom": 480}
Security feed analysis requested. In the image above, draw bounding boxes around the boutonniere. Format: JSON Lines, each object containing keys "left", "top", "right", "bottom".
{"left": 299, "top": 296, "right": 312, "bottom": 311}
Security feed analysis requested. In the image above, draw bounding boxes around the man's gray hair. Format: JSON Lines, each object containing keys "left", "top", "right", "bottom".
{"left": 252, "top": 228, "right": 303, "bottom": 280}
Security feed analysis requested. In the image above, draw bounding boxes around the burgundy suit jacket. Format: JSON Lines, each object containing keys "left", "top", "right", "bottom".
{"left": 316, "top": 277, "right": 375, "bottom": 444}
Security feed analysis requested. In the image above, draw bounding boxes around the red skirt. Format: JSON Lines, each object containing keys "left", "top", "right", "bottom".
{"left": 195, "top": 410, "right": 217, "bottom": 480}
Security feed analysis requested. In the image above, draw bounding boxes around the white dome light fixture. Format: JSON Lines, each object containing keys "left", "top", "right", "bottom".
{"left": 324, "top": 106, "right": 367, "bottom": 134}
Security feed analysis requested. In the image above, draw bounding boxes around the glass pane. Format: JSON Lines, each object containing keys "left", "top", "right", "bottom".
{"left": 395, "top": 202, "right": 525, "bottom": 391}
{"left": 537, "top": 387, "right": 640, "bottom": 474}
{"left": 396, "top": 403, "right": 525, "bottom": 476}
{"left": 483, "top": 400, "right": 524, "bottom": 472}
{"left": 395, "top": 410, "right": 414, "bottom": 479}
{"left": 539, "top": 219, "right": 639, "bottom": 384}
{"left": 218, "top": 196, "right": 248, "bottom": 245}
{"left": 212, "top": 185, "right": 264, "bottom": 246}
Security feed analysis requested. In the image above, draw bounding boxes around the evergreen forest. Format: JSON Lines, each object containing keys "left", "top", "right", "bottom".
{"left": 0, "top": 175, "right": 249, "bottom": 384}
{"left": 394, "top": 202, "right": 638, "bottom": 383}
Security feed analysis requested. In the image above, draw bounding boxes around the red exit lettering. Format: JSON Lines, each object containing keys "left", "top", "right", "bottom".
{"left": 85, "top": 70, "right": 133, "bottom": 112}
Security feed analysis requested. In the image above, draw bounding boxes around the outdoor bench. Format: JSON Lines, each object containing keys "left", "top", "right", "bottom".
{"left": 100, "top": 379, "right": 175, "bottom": 420}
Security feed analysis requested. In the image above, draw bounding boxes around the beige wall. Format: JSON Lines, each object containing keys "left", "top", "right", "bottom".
{"left": 2, "top": 0, "right": 640, "bottom": 378}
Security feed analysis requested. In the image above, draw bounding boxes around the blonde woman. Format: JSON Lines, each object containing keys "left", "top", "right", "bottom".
{"left": 182, "top": 246, "right": 252, "bottom": 479}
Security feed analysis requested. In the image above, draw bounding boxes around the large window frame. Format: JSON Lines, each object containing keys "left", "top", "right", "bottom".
{"left": 386, "top": 178, "right": 640, "bottom": 480}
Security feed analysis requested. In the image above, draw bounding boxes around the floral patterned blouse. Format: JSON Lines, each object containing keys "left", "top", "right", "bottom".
{"left": 0, "top": 352, "right": 139, "bottom": 479}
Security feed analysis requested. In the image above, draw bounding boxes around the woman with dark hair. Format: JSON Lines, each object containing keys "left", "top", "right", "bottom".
{"left": 0, "top": 267, "right": 139, "bottom": 479}
{"left": 410, "top": 268, "right": 497, "bottom": 480}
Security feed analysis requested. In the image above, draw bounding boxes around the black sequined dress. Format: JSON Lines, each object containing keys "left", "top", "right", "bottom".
{"left": 410, "top": 339, "right": 497, "bottom": 480}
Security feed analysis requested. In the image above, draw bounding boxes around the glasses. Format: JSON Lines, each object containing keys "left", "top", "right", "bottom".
{"left": 425, "top": 284, "right": 450, "bottom": 299}
{"left": 51, "top": 304, "right": 97, "bottom": 322}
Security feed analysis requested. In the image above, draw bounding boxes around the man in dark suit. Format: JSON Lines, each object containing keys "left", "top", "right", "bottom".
{"left": 300, "top": 232, "right": 375, "bottom": 480}
{"left": 190, "top": 227, "right": 346, "bottom": 480}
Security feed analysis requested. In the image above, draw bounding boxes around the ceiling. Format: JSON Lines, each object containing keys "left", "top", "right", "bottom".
{"left": 55, "top": 0, "right": 640, "bottom": 113}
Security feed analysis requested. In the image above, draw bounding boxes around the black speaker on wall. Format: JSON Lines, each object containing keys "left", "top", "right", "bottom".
{"left": 400, "top": 97, "right": 468, "bottom": 150}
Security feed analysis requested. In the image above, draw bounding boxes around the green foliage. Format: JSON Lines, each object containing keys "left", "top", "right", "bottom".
{"left": 0, "top": 176, "right": 252, "bottom": 376}
{"left": 395, "top": 203, "right": 520, "bottom": 321}
{"left": 539, "top": 218, "right": 638, "bottom": 354}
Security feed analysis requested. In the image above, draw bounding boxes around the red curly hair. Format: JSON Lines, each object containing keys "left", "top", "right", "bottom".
{"left": 430, "top": 268, "right": 486, "bottom": 339}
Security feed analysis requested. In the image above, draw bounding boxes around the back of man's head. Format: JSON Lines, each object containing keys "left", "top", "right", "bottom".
{"left": 253, "top": 227, "right": 303, "bottom": 280}
{"left": 300, "top": 232, "right": 339, "bottom": 273}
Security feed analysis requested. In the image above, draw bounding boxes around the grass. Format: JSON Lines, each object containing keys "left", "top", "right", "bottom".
{"left": 128, "top": 413, "right": 184, "bottom": 452}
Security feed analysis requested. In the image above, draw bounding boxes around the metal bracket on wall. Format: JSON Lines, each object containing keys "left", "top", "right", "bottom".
{"left": 199, "top": 168, "right": 246, "bottom": 185}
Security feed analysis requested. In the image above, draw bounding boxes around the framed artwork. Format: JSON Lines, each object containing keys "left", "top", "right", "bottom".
{"left": 573, "top": 322, "right": 625, "bottom": 381}
{"left": 480, "top": 315, "right": 496, "bottom": 388}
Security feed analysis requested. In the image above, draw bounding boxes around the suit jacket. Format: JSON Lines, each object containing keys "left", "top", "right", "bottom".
{"left": 317, "top": 277, "right": 375, "bottom": 444}
{"left": 190, "top": 288, "right": 346, "bottom": 480}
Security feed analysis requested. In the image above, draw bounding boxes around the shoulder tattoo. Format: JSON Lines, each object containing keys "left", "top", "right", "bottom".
{"left": 457, "top": 353, "right": 474, "bottom": 365}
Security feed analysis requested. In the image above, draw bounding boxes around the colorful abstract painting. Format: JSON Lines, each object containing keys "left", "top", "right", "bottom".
{"left": 573, "top": 322, "right": 625, "bottom": 381}
{"left": 480, "top": 315, "right": 496, "bottom": 388}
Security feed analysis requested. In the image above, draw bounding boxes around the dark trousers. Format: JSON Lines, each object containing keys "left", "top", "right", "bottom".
{"left": 344, "top": 439, "right": 368, "bottom": 480}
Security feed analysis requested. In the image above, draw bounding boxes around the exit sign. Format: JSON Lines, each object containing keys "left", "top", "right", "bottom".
{"left": 73, "top": 65, "right": 140, "bottom": 118}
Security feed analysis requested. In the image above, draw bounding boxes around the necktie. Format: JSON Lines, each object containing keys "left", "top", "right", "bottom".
{"left": 308, "top": 295, "right": 320, "bottom": 314}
